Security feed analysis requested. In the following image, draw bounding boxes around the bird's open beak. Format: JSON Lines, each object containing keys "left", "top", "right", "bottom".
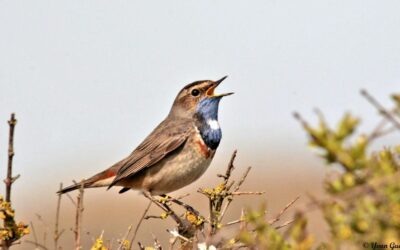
{"left": 206, "top": 76, "right": 234, "bottom": 98}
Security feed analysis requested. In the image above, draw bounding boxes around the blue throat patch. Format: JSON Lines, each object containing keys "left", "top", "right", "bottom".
{"left": 195, "top": 97, "right": 222, "bottom": 150}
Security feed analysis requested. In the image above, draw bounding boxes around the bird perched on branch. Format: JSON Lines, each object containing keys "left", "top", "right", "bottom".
{"left": 59, "top": 76, "right": 233, "bottom": 195}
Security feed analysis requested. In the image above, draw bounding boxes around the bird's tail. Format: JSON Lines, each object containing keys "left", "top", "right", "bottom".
{"left": 57, "top": 168, "right": 117, "bottom": 194}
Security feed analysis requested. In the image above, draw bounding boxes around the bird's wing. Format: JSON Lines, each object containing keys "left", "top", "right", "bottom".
{"left": 108, "top": 117, "right": 193, "bottom": 188}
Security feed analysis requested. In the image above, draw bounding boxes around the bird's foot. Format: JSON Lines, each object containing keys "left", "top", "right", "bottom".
{"left": 159, "top": 194, "right": 202, "bottom": 219}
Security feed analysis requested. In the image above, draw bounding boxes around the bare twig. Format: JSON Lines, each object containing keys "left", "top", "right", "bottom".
{"left": 361, "top": 89, "right": 400, "bottom": 130}
{"left": 275, "top": 218, "right": 295, "bottom": 230}
{"left": 224, "top": 219, "right": 244, "bottom": 227}
{"left": 25, "top": 240, "right": 48, "bottom": 250}
{"left": 368, "top": 118, "right": 388, "bottom": 141}
{"left": 162, "top": 195, "right": 203, "bottom": 219}
{"left": 29, "top": 222, "right": 39, "bottom": 249}
{"left": 54, "top": 183, "right": 63, "bottom": 250}
{"left": 143, "top": 192, "right": 199, "bottom": 240}
{"left": 142, "top": 193, "right": 182, "bottom": 228}
{"left": 74, "top": 181, "right": 85, "bottom": 250}
{"left": 207, "top": 151, "right": 240, "bottom": 235}
{"left": 239, "top": 208, "right": 247, "bottom": 231}
{"left": 129, "top": 199, "right": 151, "bottom": 249}
{"left": 152, "top": 233, "right": 162, "bottom": 250}
{"left": 35, "top": 214, "right": 49, "bottom": 248}
{"left": 174, "top": 193, "right": 191, "bottom": 200}
{"left": 168, "top": 237, "right": 177, "bottom": 250}
{"left": 144, "top": 215, "right": 165, "bottom": 220}
{"left": 313, "top": 108, "right": 329, "bottom": 129}
{"left": 230, "top": 191, "right": 265, "bottom": 196}
{"left": 218, "top": 150, "right": 237, "bottom": 183}
{"left": 2, "top": 114, "right": 19, "bottom": 250}
{"left": 268, "top": 196, "right": 300, "bottom": 225}
{"left": 293, "top": 112, "right": 311, "bottom": 131}
{"left": 166, "top": 229, "right": 191, "bottom": 243}
{"left": 219, "top": 166, "right": 253, "bottom": 222}
{"left": 233, "top": 167, "right": 252, "bottom": 192}
{"left": 137, "top": 242, "right": 145, "bottom": 250}
{"left": 118, "top": 225, "right": 132, "bottom": 250}
{"left": 66, "top": 193, "right": 77, "bottom": 207}
{"left": 5, "top": 113, "right": 17, "bottom": 203}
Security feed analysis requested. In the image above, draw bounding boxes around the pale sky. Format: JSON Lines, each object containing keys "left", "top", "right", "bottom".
{"left": 0, "top": 1, "right": 399, "bottom": 249}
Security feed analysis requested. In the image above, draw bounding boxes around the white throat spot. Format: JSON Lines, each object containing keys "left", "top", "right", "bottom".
{"left": 207, "top": 119, "right": 220, "bottom": 130}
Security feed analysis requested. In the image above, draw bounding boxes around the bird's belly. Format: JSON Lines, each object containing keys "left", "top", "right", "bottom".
{"left": 127, "top": 137, "right": 214, "bottom": 194}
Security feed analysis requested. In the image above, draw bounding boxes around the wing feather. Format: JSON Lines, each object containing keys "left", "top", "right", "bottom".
{"left": 108, "top": 117, "right": 192, "bottom": 188}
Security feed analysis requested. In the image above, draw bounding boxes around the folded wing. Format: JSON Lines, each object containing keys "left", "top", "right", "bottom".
{"left": 108, "top": 117, "right": 192, "bottom": 188}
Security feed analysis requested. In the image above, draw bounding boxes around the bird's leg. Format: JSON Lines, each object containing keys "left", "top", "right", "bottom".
{"left": 143, "top": 192, "right": 197, "bottom": 238}
{"left": 159, "top": 194, "right": 202, "bottom": 218}
{"left": 143, "top": 192, "right": 181, "bottom": 224}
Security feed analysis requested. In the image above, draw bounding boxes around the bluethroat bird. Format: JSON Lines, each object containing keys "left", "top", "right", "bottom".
{"left": 59, "top": 76, "right": 233, "bottom": 195}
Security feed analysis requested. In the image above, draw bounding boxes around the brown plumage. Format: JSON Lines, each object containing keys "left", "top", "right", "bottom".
{"left": 59, "top": 77, "right": 232, "bottom": 195}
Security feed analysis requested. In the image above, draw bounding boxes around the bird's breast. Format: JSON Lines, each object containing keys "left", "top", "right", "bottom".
{"left": 195, "top": 133, "right": 214, "bottom": 159}
{"left": 196, "top": 119, "right": 222, "bottom": 150}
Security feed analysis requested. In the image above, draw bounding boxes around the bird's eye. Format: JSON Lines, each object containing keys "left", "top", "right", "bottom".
{"left": 191, "top": 89, "right": 200, "bottom": 96}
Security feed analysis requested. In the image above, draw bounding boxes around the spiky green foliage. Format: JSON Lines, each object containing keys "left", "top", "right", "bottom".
{"left": 295, "top": 92, "right": 400, "bottom": 248}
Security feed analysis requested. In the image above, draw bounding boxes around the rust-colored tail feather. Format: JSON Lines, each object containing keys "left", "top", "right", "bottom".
{"left": 57, "top": 168, "right": 117, "bottom": 194}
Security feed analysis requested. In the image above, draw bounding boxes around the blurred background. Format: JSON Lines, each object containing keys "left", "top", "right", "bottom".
{"left": 0, "top": 0, "right": 399, "bottom": 249}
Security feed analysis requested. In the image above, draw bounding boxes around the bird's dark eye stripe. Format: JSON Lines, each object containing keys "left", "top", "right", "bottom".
{"left": 191, "top": 89, "right": 200, "bottom": 96}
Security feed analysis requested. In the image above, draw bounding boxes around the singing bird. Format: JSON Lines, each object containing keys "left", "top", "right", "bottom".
{"left": 59, "top": 77, "right": 233, "bottom": 195}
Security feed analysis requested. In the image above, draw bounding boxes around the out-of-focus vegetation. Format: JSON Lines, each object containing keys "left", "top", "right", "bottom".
{"left": 290, "top": 90, "right": 400, "bottom": 249}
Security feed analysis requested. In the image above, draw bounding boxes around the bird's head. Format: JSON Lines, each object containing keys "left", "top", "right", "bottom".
{"left": 169, "top": 76, "right": 233, "bottom": 119}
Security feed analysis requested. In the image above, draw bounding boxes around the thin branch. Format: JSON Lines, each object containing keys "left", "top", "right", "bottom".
{"left": 118, "top": 225, "right": 132, "bottom": 250}
{"left": 74, "top": 181, "right": 84, "bottom": 250}
{"left": 144, "top": 215, "right": 165, "bottom": 220}
{"left": 219, "top": 166, "right": 253, "bottom": 222}
{"left": 29, "top": 221, "right": 39, "bottom": 249}
{"left": 230, "top": 191, "right": 265, "bottom": 196}
{"left": 224, "top": 219, "right": 243, "bottom": 227}
{"left": 5, "top": 113, "right": 17, "bottom": 203}
{"left": 152, "top": 233, "right": 162, "bottom": 250}
{"left": 142, "top": 193, "right": 182, "bottom": 229}
{"left": 233, "top": 167, "right": 252, "bottom": 192}
{"left": 218, "top": 150, "right": 237, "bottom": 183}
{"left": 35, "top": 214, "right": 49, "bottom": 249}
{"left": 361, "top": 89, "right": 400, "bottom": 130}
{"left": 268, "top": 196, "right": 300, "bottom": 225}
{"left": 129, "top": 199, "right": 151, "bottom": 249}
{"left": 126, "top": 197, "right": 152, "bottom": 249}
{"left": 174, "top": 193, "right": 190, "bottom": 200}
{"left": 293, "top": 112, "right": 311, "bottom": 131}
{"left": 239, "top": 208, "right": 247, "bottom": 231}
{"left": 162, "top": 195, "right": 202, "bottom": 218}
{"left": 2, "top": 114, "right": 18, "bottom": 250}
{"left": 25, "top": 240, "right": 48, "bottom": 250}
{"left": 66, "top": 193, "right": 77, "bottom": 207}
{"left": 368, "top": 118, "right": 388, "bottom": 141}
{"left": 274, "top": 218, "right": 295, "bottom": 230}
{"left": 54, "top": 183, "right": 63, "bottom": 250}
{"left": 168, "top": 237, "right": 177, "bottom": 250}
{"left": 138, "top": 242, "right": 145, "bottom": 250}
{"left": 166, "top": 229, "right": 191, "bottom": 243}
